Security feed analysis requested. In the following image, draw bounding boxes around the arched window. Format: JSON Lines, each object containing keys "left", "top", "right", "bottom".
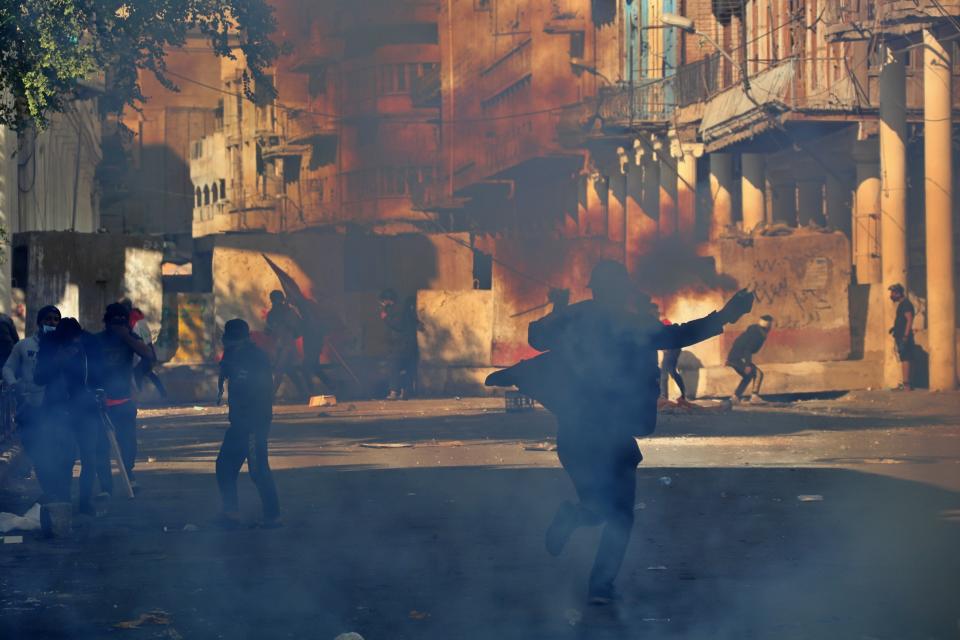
{"left": 211, "top": 183, "right": 219, "bottom": 203}
{"left": 195, "top": 187, "right": 202, "bottom": 207}
{"left": 203, "top": 185, "right": 210, "bottom": 205}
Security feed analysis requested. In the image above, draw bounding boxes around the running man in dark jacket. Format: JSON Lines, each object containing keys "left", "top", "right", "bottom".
{"left": 216, "top": 319, "right": 280, "bottom": 528}
{"left": 487, "top": 260, "right": 753, "bottom": 604}
{"left": 726, "top": 315, "right": 773, "bottom": 404}
{"left": 97, "top": 303, "right": 154, "bottom": 493}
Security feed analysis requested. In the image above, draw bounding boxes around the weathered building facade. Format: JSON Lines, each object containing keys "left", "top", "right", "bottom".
{"left": 170, "top": 0, "right": 958, "bottom": 395}
{"left": 422, "top": 0, "right": 960, "bottom": 393}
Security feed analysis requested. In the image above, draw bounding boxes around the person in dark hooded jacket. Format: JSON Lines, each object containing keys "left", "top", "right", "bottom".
{"left": 487, "top": 260, "right": 753, "bottom": 604}
{"left": 35, "top": 318, "right": 110, "bottom": 513}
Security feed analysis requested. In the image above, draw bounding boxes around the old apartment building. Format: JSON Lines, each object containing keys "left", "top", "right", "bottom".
{"left": 128, "top": 0, "right": 959, "bottom": 395}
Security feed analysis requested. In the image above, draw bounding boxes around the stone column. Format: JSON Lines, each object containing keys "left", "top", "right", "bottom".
{"left": 658, "top": 140, "right": 677, "bottom": 237}
{"left": 741, "top": 153, "right": 766, "bottom": 232}
{"left": 642, "top": 148, "right": 661, "bottom": 238}
{"left": 578, "top": 168, "right": 607, "bottom": 237}
{"left": 709, "top": 153, "right": 734, "bottom": 240}
{"left": 852, "top": 140, "right": 882, "bottom": 284}
{"left": 676, "top": 141, "right": 702, "bottom": 242}
{"left": 879, "top": 46, "right": 908, "bottom": 388}
{"left": 607, "top": 151, "right": 627, "bottom": 244}
{"left": 923, "top": 31, "right": 957, "bottom": 390}
{"left": 625, "top": 146, "right": 658, "bottom": 274}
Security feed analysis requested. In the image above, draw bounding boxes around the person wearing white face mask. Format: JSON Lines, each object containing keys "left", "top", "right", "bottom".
{"left": 3, "top": 305, "right": 61, "bottom": 499}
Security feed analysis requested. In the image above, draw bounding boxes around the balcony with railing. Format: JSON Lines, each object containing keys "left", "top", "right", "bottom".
{"left": 825, "top": 0, "right": 960, "bottom": 40}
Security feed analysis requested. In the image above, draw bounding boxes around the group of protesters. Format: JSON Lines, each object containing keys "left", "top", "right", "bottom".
{"left": 1, "top": 301, "right": 157, "bottom": 516}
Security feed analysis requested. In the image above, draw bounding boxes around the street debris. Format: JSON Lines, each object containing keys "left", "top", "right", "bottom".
{"left": 524, "top": 442, "right": 557, "bottom": 452}
{"left": 3, "top": 536, "right": 24, "bottom": 544}
{"left": 659, "top": 476, "right": 673, "bottom": 486}
{"left": 564, "top": 608, "right": 582, "bottom": 626}
{"left": 646, "top": 565, "right": 668, "bottom": 571}
{"left": 182, "top": 524, "right": 199, "bottom": 532}
{"left": 797, "top": 494, "right": 824, "bottom": 502}
{"left": 147, "top": 457, "right": 157, "bottom": 463}
{"left": 0, "top": 503, "right": 41, "bottom": 533}
{"left": 360, "top": 442, "right": 413, "bottom": 449}
{"left": 658, "top": 398, "right": 731, "bottom": 414}
{"left": 642, "top": 617, "right": 672, "bottom": 623}
{"left": 334, "top": 633, "right": 365, "bottom": 640}
{"left": 408, "top": 610, "right": 430, "bottom": 620}
{"left": 634, "top": 502, "right": 647, "bottom": 510}
{"left": 309, "top": 394, "right": 337, "bottom": 407}
{"left": 113, "top": 609, "right": 171, "bottom": 629}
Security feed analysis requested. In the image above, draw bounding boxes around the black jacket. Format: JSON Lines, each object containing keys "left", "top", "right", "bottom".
{"left": 491, "top": 300, "right": 726, "bottom": 437}
{"left": 726, "top": 325, "right": 767, "bottom": 366}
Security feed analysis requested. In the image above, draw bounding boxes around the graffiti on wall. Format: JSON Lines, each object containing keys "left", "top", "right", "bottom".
{"left": 748, "top": 256, "right": 836, "bottom": 329}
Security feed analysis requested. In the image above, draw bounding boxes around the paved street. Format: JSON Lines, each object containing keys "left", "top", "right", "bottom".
{"left": 1, "top": 391, "right": 959, "bottom": 639}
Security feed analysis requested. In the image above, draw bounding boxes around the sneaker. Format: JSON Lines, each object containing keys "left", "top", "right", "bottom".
{"left": 587, "top": 585, "right": 621, "bottom": 606}
{"left": 749, "top": 395, "right": 767, "bottom": 405}
{"left": 385, "top": 390, "right": 399, "bottom": 401}
{"left": 545, "top": 501, "right": 579, "bottom": 557}
{"left": 729, "top": 395, "right": 741, "bottom": 405}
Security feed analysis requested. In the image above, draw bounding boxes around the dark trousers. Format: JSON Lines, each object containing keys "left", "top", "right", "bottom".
{"left": 216, "top": 420, "right": 280, "bottom": 520}
{"left": 660, "top": 349, "right": 686, "bottom": 399}
{"left": 73, "top": 410, "right": 113, "bottom": 504}
{"left": 387, "top": 353, "right": 417, "bottom": 395}
{"left": 38, "top": 408, "right": 86, "bottom": 503}
{"left": 302, "top": 337, "right": 335, "bottom": 393}
{"left": 729, "top": 360, "right": 762, "bottom": 398}
{"left": 18, "top": 406, "right": 67, "bottom": 501}
{"left": 106, "top": 401, "right": 137, "bottom": 480}
{"left": 556, "top": 427, "right": 641, "bottom": 593}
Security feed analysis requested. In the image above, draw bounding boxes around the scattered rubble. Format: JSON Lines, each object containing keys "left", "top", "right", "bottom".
{"left": 0, "top": 503, "right": 41, "bottom": 533}
{"left": 113, "top": 609, "right": 171, "bottom": 629}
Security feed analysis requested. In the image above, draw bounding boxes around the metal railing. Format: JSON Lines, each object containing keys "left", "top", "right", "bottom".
{"left": 598, "top": 79, "right": 674, "bottom": 124}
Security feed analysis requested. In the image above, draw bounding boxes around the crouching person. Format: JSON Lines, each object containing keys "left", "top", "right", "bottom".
{"left": 215, "top": 319, "right": 280, "bottom": 529}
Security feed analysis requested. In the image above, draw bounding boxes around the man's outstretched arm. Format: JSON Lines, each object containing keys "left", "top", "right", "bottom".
{"left": 651, "top": 289, "right": 755, "bottom": 350}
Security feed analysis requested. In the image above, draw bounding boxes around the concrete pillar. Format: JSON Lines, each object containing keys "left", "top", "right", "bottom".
{"left": 625, "top": 152, "right": 658, "bottom": 274}
{"left": 923, "top": 31, "right": 957, "bottom": 390}
{"left": 741, "top": 153, "right": 766, "bottom": 231}
{"left": 643, "top": 151, "right": 661, "bottom": 235}
{"left": 577, "top": 171, "right": 606, "bottom": 237}
{"left": 607, "top": 171, "right": 626, "bottom": 244}
{"left": 797, "top": 179, "right": 826, "bottom": 227}
{"left": 853, "top": 139, "right": 882, "bottom": 284}
{"left": 709, "top": 153, "right": 734, "bottom": 240}
{"left": 659, "top": 146, "right": 678, "bottom": 237}
{"left": 676, "top": 142, "right": 702, "bottom": 242}
{"left": 879, "top": 46, "right": 909, "bottom": 388}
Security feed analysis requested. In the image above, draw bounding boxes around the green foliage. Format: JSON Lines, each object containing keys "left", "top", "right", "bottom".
{"left": 0, "top": 0, "right": 279, "bottom": 130}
